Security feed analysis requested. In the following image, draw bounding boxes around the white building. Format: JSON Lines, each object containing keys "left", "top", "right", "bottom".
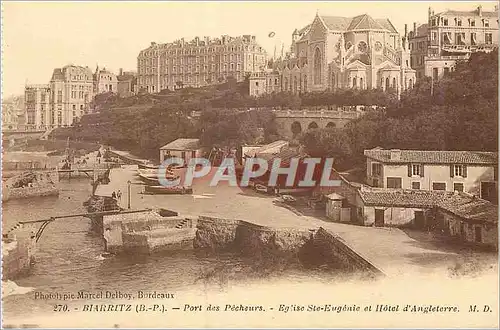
{"left": 364, "top": 148, "right": 498, "bottom": 203}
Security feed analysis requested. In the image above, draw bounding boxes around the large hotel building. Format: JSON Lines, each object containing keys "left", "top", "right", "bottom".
{"left": 136, "top": 35, "right": 267, "bottom": 92}
{"left": 409, "top": 5, "right": 498, "bottom": 80}
{"left": 250, "top": 13, "right": 416, "bottom": 96}
{"left": 24, "top": 65, "right": 95, "bottom": 130}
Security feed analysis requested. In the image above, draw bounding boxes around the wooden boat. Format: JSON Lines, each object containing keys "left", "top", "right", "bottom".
{"left": 138, "top": 169, "right": 174, "bottom": 177}
{"left": 144, "top": 185, "right": 193, "bottom": 195}
{"left": 138, "top": 174, "right": 179, "bottom": 185}
{"left": 138, "top": 163, "right": 158, "bottom": 170}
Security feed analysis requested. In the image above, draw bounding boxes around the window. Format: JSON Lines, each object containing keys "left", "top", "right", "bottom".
{"left": 387, "top": 177, "right": 402, "bottom": 189}
{"left": 485, "top": 33, "right": 493, "bottom": 45}
{"left": 443, "top": 18, "right": 448, "bottom": 26}
{"left": 410, "top": 164, "right": 423, "bottom": 176}
{"left": 469, "top": 19, "right": 475, "bottom": 27}
{"left": 454, "top": 183, "right": 464, "bottom": 192}
{"left": 72, "top": 105, "right": 76, "bottom": 110}
{"left": 456, "top": 18, "right": 462, "bottom": 26}
{"left": 452, "top": 164, "right": 467, "bottom": 177}
{"left": 433, "top": 68, "right": 439, "bottom": 80}
{"left": 471, "top": 33, "right": 477, "bottom": 45}
{"left": 484, "top": 19, "right": 489, "bottom": 27}
{"left": 432, "top": 182, "right": 446, "bottom": 191}
{"left": 412, "top": 182, "right": 421, "bottom": 190}
{"left": 57, "top": 91, "right": 63, "bottom": 103}
{"left": 371, "top": 163, "right": 382, "bottom": 176}
{"left": 444, "top": 67, "right": 450, "bottom": 76}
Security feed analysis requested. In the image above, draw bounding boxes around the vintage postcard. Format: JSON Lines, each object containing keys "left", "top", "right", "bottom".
{"left": 1, "top": 1, "right": 499, "bottom": 328}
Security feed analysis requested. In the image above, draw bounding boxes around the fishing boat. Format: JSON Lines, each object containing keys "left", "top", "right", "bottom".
{"left": 144, "top": 185, "right": 193, "bottom": 195}
{"left": 138, "top": 163, "right": 158, "bottom": 170}
{"left": 138, "top": 173, "right": 179, "bottom": 185}
{"left": 137, "top": 169, "right": 174, "bottom": 177}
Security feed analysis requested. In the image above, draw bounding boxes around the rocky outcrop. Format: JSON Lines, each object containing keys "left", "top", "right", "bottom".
{"left": 193, "top": 216, "right": 240, "bottom": 251}
{"left": 194, "top": 217, "right": 384, "bottom": 277}
{"left": 2, "top": 171, "right": 59, "bottom": 202}
{"left": 2, "top": 229, "right": 36, "bottom": 280}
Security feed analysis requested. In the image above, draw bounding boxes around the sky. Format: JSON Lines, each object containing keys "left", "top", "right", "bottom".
{"left": 1, "top": 1, "right": 497, "bottom": 97}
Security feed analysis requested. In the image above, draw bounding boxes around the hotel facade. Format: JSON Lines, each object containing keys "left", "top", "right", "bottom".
{"left": 408, "top": 5, "right": 499, "bottom": 80}
{"left": 136, "top": 35, "right": 267, "bottom": 93}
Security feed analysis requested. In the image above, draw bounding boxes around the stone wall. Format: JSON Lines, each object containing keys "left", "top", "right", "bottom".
{"left": 194, "top": 216, "right": 384, "bottom": 277}
{"left": 2, "top": 184, "right": 59, "bottom": 202}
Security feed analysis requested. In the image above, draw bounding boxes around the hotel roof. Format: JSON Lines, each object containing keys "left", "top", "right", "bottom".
{"left": 364, "top": 149, "right": 498, "bottom": 165}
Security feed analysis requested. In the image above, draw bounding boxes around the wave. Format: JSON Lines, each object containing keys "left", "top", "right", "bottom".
{"left": 2, "top": 280, "right": 35, "bottom": 298}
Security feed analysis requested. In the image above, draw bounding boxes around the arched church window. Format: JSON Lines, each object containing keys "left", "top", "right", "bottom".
{"left": 313, "top": 48, "right": 322, "bottom": 85}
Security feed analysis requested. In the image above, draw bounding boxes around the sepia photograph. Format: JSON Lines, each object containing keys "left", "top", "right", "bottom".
{"left": 1, "top": 1, "right": 499, "bottom": 328}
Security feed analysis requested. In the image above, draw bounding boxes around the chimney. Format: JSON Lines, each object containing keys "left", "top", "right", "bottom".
{"left": 389, "top": 149, "right": 401, "bottom": 161}
{"left": 195, "top": 36, "right": 200, "bottom": 46}
{"left": 222, "top": 35, "right": 227, "bottom": 44}
{"left": 404, "top": 24, "right": 408, "bottom": 37}
{"left": 478, "top": 5, "right": 482, "bottom": 16}
{"left": 251, "top": 36, "right": 256, "bottom": 42}
{"left": 119, "top": 68, "right": 123, "bottom": 76}
{"left": 413, "top": 22, "right": 417, "bottom": 35}
{"left": 204, "top": 36, "right": 210, "bottom": 45}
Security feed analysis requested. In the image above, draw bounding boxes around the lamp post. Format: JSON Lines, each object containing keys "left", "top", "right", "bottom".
{"left": 127, "top": 180, "right": 131, "bottom": 209}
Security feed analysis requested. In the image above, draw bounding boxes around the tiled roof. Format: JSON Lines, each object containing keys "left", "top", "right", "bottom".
{"left": 359, "top": 187, "right": 448, "bottom": 208}
{"left": 438, "top": 195, "right": 498, "bottom": 224}
{"left": 375, "top": 19, "right": 398, "bottom": 33}
{"left": 320, "top": 15, "right": 353, "bottom": 31}
{"left": 364, "top": 149, "right": 498, "bottom": 165}
{"left": 319, "top": 14, "right": 398, "bottom": 33}
{"left": 348, "top": 14, "right": 385, "bottom": 31}
{"left": 160, "top": 138, "right": 200, "bottom": 150}
{"left": 358, "top": 188, "right": 498, "bottom": 223}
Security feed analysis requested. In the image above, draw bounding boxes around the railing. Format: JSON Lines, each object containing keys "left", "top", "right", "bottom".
{"left": 273, "top": 109, "right": 360, "bottom": 119}
{"left": 383, "top": 47, "right": 400, "bottom": 65}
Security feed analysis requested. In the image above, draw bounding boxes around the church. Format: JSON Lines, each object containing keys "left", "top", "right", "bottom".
{"left": 250, "top": 13, "right": 416, "bottom": 96}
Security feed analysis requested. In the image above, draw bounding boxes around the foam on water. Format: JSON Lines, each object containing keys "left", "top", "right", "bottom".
{"left": 2, "top": 280, "right": 35, "bottom": 298}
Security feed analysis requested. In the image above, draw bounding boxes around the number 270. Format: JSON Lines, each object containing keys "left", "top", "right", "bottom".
{"left": 53, "top": 304, "right": 69, "bottom": 312}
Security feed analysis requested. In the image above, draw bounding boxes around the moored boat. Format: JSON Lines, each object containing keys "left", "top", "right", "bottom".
{"left": 144, "top": 185, "right": 193, "bottom": 195}
{"left": 138, "top": 173, "right": 179, "bottom": 185}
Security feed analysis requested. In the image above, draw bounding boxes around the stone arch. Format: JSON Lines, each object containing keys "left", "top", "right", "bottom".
{"left": 352, "top": 77, "right": 357, "bottom": 88}
{"left": 313, "top": 47, "right": 322, "bottom": 85}
{"left": 291, "top": 121, "right": 302, "bottom": 136}
{"left": 392, "top": 77, "right": 397, "bottom": 88}
{"left": 326, "top": 122, "right": 336, "bottom": 129}
{"left": 359, "top": 77, "right": 364, "bottom": 89}
{"left": 308, "top": 121, "right": 319, "bottom": 129}
{"left": 385, "top": 77, "right": 390, "bottom": 90}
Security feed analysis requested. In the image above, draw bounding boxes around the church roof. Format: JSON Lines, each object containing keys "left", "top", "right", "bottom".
{"left": 318, "top": 14, "right": 398, "bottom": 33}
{"left": 348, "top": 14, "right": 385, "bottom": 30}
{"left": 319, "top": 15, "right": 352, "bottom": 31}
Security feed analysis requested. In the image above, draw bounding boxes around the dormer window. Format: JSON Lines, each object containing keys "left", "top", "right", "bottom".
{"left": 443, "top": 18, "right": 448, "bottom": 26}
{"left": 483, "top": 19, "right": 489, "bottom": 27}
{"left": 469, "top": 19, "right": 476, "bottom": 26}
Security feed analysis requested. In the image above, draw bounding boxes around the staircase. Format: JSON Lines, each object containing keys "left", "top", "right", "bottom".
{"left": 39, "top": 128, "right": 55, "bottom": 140}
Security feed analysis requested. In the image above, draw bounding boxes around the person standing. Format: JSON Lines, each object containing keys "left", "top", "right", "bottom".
{"left": 117, "top": 190, "right": 122, "bottom": 201}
